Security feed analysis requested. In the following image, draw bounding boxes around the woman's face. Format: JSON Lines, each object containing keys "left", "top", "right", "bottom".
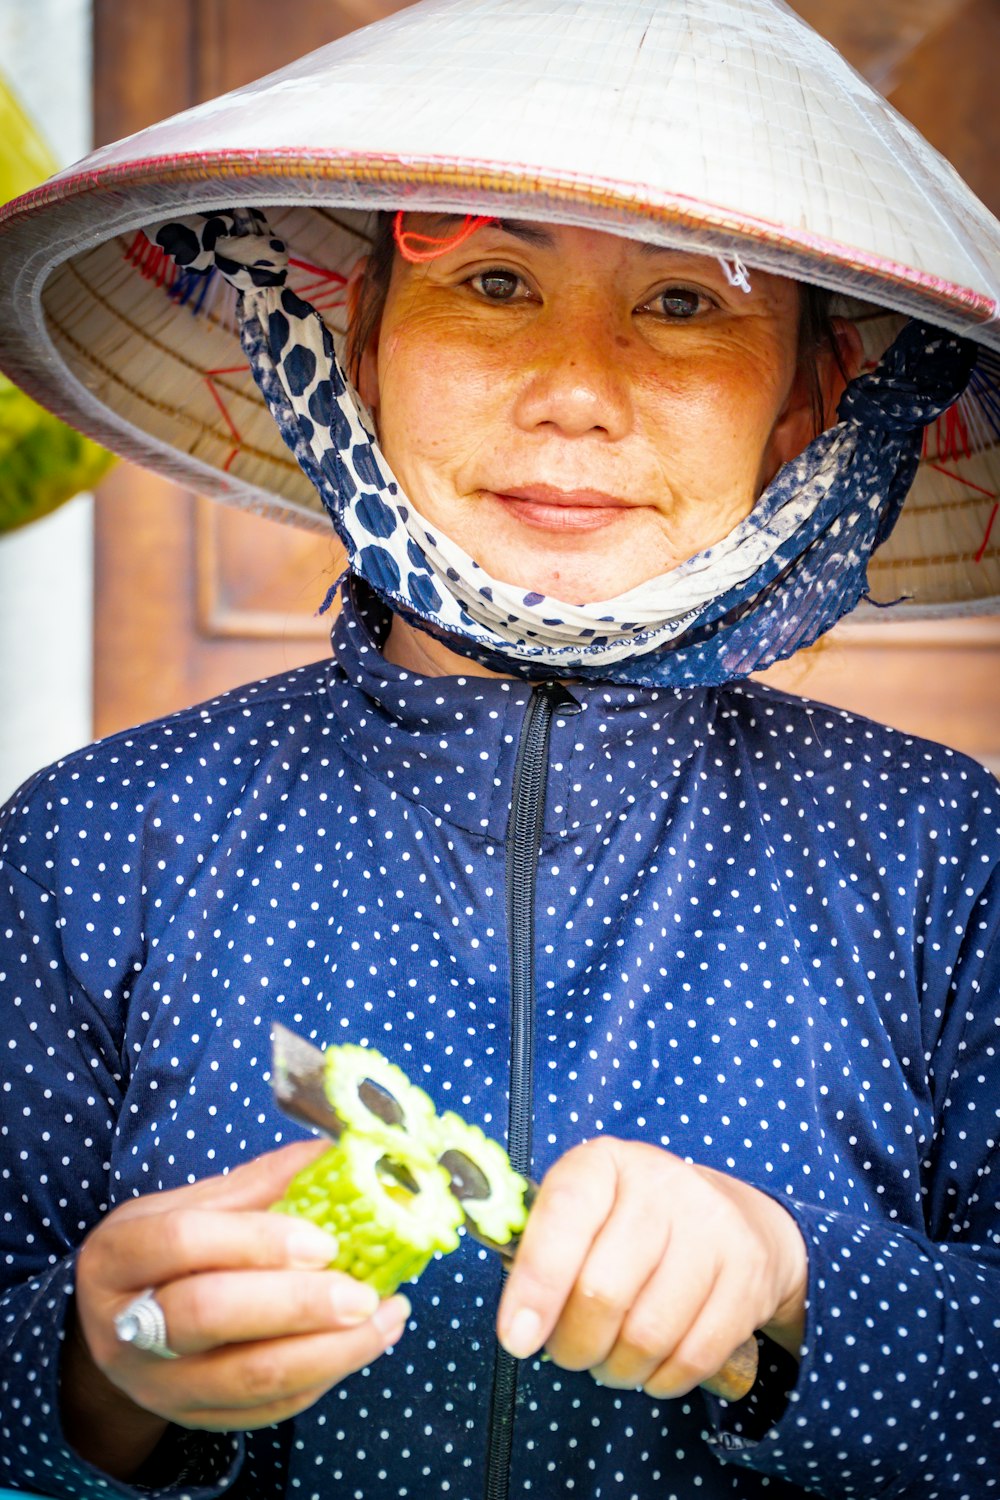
{"left": 357, "top": 217, "right": 836, "bottom": 605}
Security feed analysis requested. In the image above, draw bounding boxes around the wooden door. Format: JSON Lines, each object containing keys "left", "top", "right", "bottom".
{"left": 91, "top": 0, "right": 1000, "bottom": 770}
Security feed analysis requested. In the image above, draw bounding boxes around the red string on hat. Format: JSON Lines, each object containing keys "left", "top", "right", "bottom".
{"left": 975, "top": 501, "right": 999, "bottom": 563}
{"left": 393, "top": 211, "right": 498, "bottom": 263}
{"left": 204, "top": 365, "right": 248, "bottom": 472}
{"left": 287, "top": 257, "right": 347, "bottom": 312}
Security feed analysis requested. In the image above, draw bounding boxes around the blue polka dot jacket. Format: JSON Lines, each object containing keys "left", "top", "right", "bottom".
{"left": 2, "top": 582, "right": 999, "bottom": 1500}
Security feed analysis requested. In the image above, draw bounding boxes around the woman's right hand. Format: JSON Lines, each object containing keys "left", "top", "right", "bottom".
{"left": 63, "top": 1139, "right": 410, "bottom": 1479}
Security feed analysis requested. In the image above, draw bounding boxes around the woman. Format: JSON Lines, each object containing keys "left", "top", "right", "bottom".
{"left": 0, "top": 2, "right": 998, "bottom": 1497}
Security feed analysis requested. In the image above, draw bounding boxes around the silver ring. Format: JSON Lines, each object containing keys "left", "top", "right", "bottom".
{"left": 114, "top": 1288, "right": 179, "bottom": 1360}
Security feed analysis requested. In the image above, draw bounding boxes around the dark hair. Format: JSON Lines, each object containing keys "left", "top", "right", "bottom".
{"left": 799, "top": 282, "right": 850, "bottom": 436}
{"left": 346, "top": 212, "right": 397, "bottom": 385}
{"left": 347, "top": 212, "right": 848, "bottom": 437}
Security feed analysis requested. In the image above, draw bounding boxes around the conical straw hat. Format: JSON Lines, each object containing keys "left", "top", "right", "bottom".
{"left": 1, "top": 0, "right": 998, "bottom": 616}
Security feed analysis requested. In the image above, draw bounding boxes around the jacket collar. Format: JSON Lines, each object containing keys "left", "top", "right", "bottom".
{"left": 325, "top": 577, "right": 715, "bottom": 840}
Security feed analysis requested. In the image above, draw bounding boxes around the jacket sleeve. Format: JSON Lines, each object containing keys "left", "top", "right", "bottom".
{"left": 701, "top": 857, "right": 1000, "bottom": 1497}
{"left": 0, "top": 776, "right": 243, "bottom": 1498}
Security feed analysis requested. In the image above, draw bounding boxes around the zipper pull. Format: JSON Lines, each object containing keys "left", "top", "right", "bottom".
{"left": 541, "top": 681, "right": 582, "bottom": 716}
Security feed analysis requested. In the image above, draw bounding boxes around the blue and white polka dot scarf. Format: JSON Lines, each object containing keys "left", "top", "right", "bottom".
{"left": 150, "top": 209, "right": 977, "bottom": 687}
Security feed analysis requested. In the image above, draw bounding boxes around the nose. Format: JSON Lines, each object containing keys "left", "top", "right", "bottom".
{"left": 511, "top": 295, "right": 634, "bottom": 441}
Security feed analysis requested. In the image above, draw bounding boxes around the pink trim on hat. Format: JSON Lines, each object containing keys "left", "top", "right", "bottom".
{"left": 2, "top": 146, "right": 996, "bottom": 325}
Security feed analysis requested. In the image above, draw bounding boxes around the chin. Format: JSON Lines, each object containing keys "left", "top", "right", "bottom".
{"left": 486, "top": 559, "right": 643, "bottom": 605}
{"left": 471, "top": 516, "right": 680, "bottom": 604}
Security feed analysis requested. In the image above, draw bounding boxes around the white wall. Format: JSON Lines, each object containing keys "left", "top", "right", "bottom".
{"left": 0, "top": 0, "right": 94, "bottom": 802}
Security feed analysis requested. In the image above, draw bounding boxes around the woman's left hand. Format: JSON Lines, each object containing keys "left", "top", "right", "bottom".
{"left": 496, "top": 1138, "right": 807, "bottom": 1396}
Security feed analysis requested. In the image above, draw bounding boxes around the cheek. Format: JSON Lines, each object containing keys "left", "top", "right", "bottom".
{"left": 377, "top": 325, "right": 508, "bottom": 473}
{"left": 642, "top": 357, "right": 789, "bottom": 477}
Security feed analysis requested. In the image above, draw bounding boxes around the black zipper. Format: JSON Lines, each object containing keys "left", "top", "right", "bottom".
{"left": 484, "top": 682, "right": 580, "bottom": 1500}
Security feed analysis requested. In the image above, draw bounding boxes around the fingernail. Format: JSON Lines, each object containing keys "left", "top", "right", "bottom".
{"left": 373, "top": 1294, "right": 411, "bottom": 1335}
{"left": 287, "top": 1224, "right": 340, "bottom": 1267}
{"left": 331, "top": 1280, "right": 381, "bottom": 1324}
{"left": 500, "top": 1307, "right": 541, "bottom": 1361}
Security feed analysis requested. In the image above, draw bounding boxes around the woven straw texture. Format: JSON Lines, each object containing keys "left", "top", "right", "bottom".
{"left": 0, "top": 0, "right": 998, "bottom": 614}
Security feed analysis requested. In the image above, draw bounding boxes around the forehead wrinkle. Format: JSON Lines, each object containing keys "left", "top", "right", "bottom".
{"left": 487, "top": 219, "right": 719, "bottom": 259}
{"left": 638, "top": 239, "right": 686, "bottom": 255}
{"left": 494, "top": 219, "right": 556, "bottom": 247}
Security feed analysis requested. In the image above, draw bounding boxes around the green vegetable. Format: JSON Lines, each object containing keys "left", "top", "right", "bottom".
{"left": 274, "top": 1131, "right": 463, "bottom": 1297}
{"left": 0, "top": 74, "right": 114, "bottom": 531}
{"left": 273, "top": 1044, "right": 530, "bottom": 1294}
{"left": 432, "top": 1110, "right": 530, "bottom": 1248}
{"left": 0, "top": 380, "right": 115, "bottom": 532}
{"left": 321, "top": 1043, "right": 438, "bottom": 1158}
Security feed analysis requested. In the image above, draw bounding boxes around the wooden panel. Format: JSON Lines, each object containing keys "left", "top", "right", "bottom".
{"left": 92, "top": 0, "right": 415, "bottom": 737}
{"left": 195, "top": 498, "right": 342, "bottom": 640}
{"left": 95, "top": 467, "right": 327, "bottom": 729}
{"left": 93, "top": 0, "right": 197, "bottom": 147}
{"left": 789, "top": 0, "right": 965, "bottom": 90}
{"left": 759, "top": 621, "right": 1000, "bottom": 773}
{"left": 92, "top": 0, "right": 1000, "bottom": 767}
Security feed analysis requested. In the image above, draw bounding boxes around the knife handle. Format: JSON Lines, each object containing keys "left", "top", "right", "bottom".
{"left": 699, "top": 1334, "right": 759, "bottom": 1400}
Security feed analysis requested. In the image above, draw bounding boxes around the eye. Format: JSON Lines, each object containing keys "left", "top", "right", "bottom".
{"left": 468, "top": 269, "right": 526, "bottom": 302}
{"left": 644, "top": 286, "right": 715, "bottom": 320}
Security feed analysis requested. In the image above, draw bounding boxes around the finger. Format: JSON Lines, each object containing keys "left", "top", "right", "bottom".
{"left": 157, "top": 1268, "right": 382, "bottom": 1355}
{"left": 84, "top": 1207, "right": 341, "bottom": 1308}
{"left": 635, "top": 1266, "right": 754, "bottom": 1399}
{"left": 113, "top": 1296, "right": 410, "bottom": 1429}
{"left": 497, "top": 1140, "right": 619, "bottom": 1361}
{"left": 165, "top": 1296, "right": 411, "bottom": 1417}
{"left": 173, "top": 1380, "right": 342, "bottom": 1433}
{"left": 588, "top": 1241, "right": 720, "bottom": 1393}
{"left": 112, "top": 1140, "right": 330, "bottom": 1226}
{"left": 542, "top": 1182, "right": 669, "bottom": 1372}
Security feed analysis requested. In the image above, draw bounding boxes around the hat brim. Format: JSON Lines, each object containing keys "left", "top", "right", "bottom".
{"left": 2, "top": 154, "right": 998, "bottom": 617}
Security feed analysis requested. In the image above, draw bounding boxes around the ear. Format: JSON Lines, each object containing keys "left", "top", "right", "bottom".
{"left": 345, "top": 255, "right": 382, "bottom": 420}
{"left": 822, "top": 317, "right": 865, "bottom": 420}
{"left": 763, "top": 317, "right": 866, "bottom": 477}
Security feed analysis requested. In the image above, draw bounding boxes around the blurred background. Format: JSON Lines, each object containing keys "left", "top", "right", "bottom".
{"left": 1, "top": 0, "right": 998, "bottom": 801}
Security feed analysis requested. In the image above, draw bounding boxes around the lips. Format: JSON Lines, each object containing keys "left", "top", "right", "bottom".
{"left": 488, "top": 484, "right": 635, "bottom": 532}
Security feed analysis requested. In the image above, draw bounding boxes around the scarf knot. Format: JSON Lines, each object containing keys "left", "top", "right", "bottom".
{"left": 838, "top": 318, "right": 976, "bottom": 435}
{"left": 153, "top": 210, "right": 288, "bottom": 291}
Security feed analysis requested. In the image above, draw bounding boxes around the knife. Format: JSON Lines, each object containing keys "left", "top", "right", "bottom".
{"left": 269, "top": 1023, "right": 758, "bottom": 1400}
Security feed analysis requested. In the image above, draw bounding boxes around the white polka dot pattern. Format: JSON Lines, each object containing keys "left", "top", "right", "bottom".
{"left": 1, "top": 581, "right": 998, "bottom": 1498}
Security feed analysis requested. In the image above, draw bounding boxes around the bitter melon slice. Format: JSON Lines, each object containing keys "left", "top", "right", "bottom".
{"left": 323, "top": 1043, "right": 438, "bottom": 1160}
{"left": 273, "top": 1130, "right": 464, "bottom": 1297}
{"left": 273, "top": 1043, "right": 531, "bottom": 1295}
{"left": 433, "top": 1111, "right": 530, "bottom": 1247}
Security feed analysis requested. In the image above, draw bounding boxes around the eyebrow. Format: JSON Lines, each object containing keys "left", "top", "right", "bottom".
{"left": 494, "top": 218, "right": 556, "bottom": 247}
{"left": 437, "top": 215, "right": 691, "bottom": 259}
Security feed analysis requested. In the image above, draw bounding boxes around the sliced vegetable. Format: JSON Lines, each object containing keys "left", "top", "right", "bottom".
{"left": 273, "top": 1131, "right": 463, "bottom": 1296}
{"left": 272, "top": 1043, "right": 530, "bottom": 1294}
{"left": 433, "top": 1110, "right": 530, "bottom": 1248}
{"left": 322, "top": 1043, "right": 438, "bottom": 1159}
